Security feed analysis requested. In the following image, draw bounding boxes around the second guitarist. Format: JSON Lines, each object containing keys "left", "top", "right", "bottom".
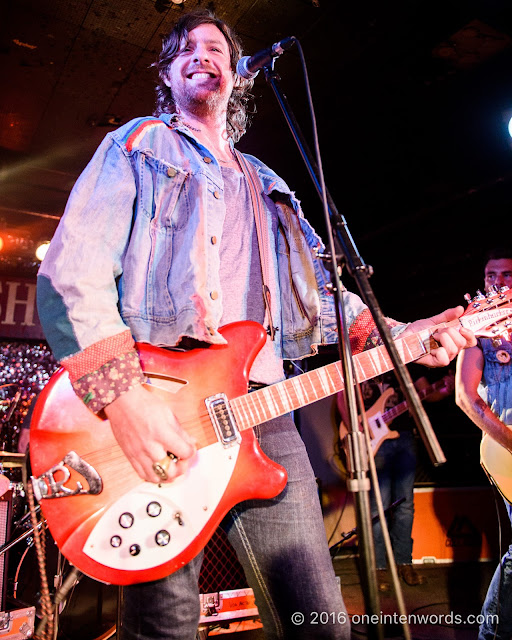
{"left": 338, "top": 366, "right": 454, "bottom": 592}
{"left": 456, "top": 247, "right": 512, "bottom": 640}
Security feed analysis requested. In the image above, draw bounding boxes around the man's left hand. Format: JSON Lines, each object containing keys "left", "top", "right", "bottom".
{"left": 403, "top": 306, "right": 476, "bottom": 367}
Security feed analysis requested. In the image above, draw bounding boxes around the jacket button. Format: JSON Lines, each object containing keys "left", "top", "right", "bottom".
{"left": 211, "top": 236, "right": 217, "bottom": 245}
{"left": 210, "top": 291, "right": 219, "bottom": 300}
{"left": 167, "top": 167, "right": 177, "bottom": 178}
{"left": 203, "top": 157, "right": 212, "bottom": 163}
{"left": 213, "top": 190, "right": 220, "bottom": 199}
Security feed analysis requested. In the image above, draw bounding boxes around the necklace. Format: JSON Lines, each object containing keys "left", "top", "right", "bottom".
{"left": 171, "top": 114, "right": 238, "bottom": 166}
{"left": 170, "top": 114, "right": 201, "bottom": 132}
{"left": 218, "top": 150, "right": 240, "bottom": 166}
{"left": 183, "top": 120, "right": 201, "bottom": 132}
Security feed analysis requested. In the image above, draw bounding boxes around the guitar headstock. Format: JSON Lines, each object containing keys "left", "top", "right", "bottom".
{"left": 460, "top": 286, "right": 512, "bottom": 339}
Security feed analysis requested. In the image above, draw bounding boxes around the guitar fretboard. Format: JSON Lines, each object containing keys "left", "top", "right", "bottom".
{"left": 381, "top": 379, "right": 446, "bottom": 423}
{"left": 230, "top": 328, "right": 434, "bottom": 431}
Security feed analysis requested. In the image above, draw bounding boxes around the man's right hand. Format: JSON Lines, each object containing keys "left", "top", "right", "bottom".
{"left": 104, "top": 384, "right": 196, "bottom": 483}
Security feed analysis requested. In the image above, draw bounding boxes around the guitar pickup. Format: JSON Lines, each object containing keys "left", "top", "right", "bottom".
{"left": 31, "top": 451, "right": 103, "bottom": 501}
{"left": 205, "top": 394, "right": 241, "bottom": 447}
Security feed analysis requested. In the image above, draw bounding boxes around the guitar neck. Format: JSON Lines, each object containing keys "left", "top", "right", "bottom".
{"left": 381, "top": 379, "right": 444, "bottom": 423}
{"left": 230, "top": 326, "right": 438, "bottom": 432}
{"left": 228, "top": 289, "right": 512, "bottom": 431}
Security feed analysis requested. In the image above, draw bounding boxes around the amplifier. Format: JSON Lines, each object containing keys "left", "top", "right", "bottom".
{"left": 199, "top": 528, "right": 248, "bottom": 594}
{"left": 0, "top": 607, "right": 35, "bottom": 639}
{"left": 199, "top": 528, "right": 259, "bottom": 626}
{"left": 0, "top": 491, "right": 12, "bottom": 612}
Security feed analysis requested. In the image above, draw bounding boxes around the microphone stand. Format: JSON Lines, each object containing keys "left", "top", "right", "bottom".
{"left": 329, "top": 498, "right": 405, "bottom": 555}
{"left": 262, "top": 56, "right": 446, "bottom": 637}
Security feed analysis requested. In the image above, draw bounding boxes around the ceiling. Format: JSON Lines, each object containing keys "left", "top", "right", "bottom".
{"left": 2, "top": 0, "right": 512, "bottom": 319}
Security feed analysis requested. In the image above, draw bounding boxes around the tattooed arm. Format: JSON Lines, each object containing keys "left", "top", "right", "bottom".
{"left": 456, "top": 345, "right": 512, "bottom": 452}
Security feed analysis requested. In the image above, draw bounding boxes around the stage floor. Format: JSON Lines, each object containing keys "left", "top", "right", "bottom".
{"left": 197, "top": 554, "right": 497, "bottom": 639}
{"left": 7, "top": 552, "right": 497, "bottom": 639}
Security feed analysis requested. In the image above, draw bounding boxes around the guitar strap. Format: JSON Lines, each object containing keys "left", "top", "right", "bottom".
{"left": 233, "top": 148, "right": 277, "bottom": 340}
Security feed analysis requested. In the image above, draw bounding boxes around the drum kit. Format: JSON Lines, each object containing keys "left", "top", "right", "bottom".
{"left": 0, "top": 385, "right": 118, "bottom": 640}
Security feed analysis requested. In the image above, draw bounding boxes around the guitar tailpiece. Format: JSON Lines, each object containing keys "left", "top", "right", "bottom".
{"left": 31, "top": 451, "right": 102, "bottom": 500}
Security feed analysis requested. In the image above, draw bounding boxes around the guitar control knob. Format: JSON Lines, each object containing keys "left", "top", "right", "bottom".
{"left": 129, "top": 544, "right": 141, "bottom": 556}
{"left": 155, "top": 530, "right": 171, "bottom": 546}
{"left": 147, "top": 501, "right": 162, "bottom": 517}
{"left": 119, "top": 513, "right": 134, "bottom": 528}
{"left": 110, "top": 535, "right": 122, "bottom": 548}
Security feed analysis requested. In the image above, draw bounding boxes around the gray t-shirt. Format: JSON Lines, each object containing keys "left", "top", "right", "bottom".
{"left": 219, "top": 166, "right": 284, "bottom": 385}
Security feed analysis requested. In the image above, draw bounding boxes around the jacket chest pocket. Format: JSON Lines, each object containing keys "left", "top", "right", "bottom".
{"left": 139, "top": 153, "right": 188, "bottom": 229}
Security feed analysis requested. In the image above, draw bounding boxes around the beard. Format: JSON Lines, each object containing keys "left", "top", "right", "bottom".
{"left": 173, "top": 80, "right": 229, "bottom": 118}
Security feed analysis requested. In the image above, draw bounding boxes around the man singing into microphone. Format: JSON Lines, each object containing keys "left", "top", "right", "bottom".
{"left": 37, "top": 10, "right": 474, "bottom": 639}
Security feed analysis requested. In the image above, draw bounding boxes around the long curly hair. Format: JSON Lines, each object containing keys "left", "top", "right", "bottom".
{"left": 153, "top": 10, "right": 254, "bottom": 143}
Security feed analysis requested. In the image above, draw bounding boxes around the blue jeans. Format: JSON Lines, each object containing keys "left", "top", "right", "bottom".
{"left": 121, "top": 415, "right": 350, "bottom": 639}
{"left": 370, "top": 430, "right": 417, "bottom": 569}
{"left": 478, "top": 500, "right": 512, "bottom": 639}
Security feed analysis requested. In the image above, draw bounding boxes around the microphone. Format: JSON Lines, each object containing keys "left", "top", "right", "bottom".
{"left": 236, "top": 36, "right": 296, "bottom": 80}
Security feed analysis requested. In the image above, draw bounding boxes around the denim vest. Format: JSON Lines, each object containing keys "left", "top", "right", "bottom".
{"left": 38, "top": 115, "right": 368, "bottom": 363}
{"left": 479, "top": 337, "right": 512, "bottom": 425}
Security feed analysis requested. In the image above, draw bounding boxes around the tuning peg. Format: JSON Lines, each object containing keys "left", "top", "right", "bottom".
{"left": 468, "top": 290, "right": 486, "bottom": 308}
{"left": 464, "top": 293, "right": 472, "bottom": 303}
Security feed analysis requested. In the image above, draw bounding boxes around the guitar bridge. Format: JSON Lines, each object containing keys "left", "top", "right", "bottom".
{"left": 205, "top": 394, "right": 241, "bottom": 447}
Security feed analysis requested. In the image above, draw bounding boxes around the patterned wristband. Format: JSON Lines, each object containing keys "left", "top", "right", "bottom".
{"left": 71, "top": 350, "right": 146, "bottom": 414}
{"left": 363, "top": 319, "right": 405, "bottom": 351}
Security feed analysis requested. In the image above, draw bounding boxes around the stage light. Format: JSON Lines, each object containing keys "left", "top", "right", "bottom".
{"left": 35, "top": 241, "right": 50, "bottom": 261}
{"left": 502, "top": 109, "right": 512, "bottom": 140}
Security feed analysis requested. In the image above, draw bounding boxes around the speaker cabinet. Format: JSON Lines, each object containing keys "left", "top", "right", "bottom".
{"left": 0, "top": 490, "right": 12, "bottom": 611}
{"left": 199, "top": 528, "right": 248, "bottom": 594}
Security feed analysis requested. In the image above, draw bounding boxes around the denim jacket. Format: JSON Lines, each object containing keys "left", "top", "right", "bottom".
{"left": 37, "top": 114, "right": 369, "bottom": 367}
{"left": 478, "top": 337, "right": 512, "bottom": 425}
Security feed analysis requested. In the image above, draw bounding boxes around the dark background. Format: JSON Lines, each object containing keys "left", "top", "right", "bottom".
{"left": 2, "top": 0, "right": 512, "bottom": 482}
{"left": 2, "top": 0, "right": 512, "bottom": 314}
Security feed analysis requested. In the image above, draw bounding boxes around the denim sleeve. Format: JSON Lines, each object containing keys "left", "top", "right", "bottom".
{"left": 37, "top": 133, "right": 137, "bottom": 364}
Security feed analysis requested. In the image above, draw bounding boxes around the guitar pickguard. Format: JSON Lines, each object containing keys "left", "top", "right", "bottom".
{"left": 83, "top": 440, "right": 239, "bottom": 572}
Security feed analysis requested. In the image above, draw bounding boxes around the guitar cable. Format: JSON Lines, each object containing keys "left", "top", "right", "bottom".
{"left": 23, "top": 454, "right": 54, "bottom": 640}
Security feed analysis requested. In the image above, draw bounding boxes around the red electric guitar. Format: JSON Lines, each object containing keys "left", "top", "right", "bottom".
{"left": 29, "top": 288, "right": 512, "bottom": 585}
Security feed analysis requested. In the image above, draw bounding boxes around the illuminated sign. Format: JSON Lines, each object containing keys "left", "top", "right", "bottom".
{"left": 0, "top": 277, "right": 45, "bottom": 340}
